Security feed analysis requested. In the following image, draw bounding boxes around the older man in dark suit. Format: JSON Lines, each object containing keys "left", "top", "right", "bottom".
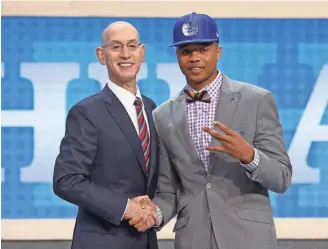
{"left": 53, "top": 21, "right": 159, "bottom": 249}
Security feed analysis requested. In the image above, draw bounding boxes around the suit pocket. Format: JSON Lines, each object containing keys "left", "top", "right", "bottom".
{"left": 234, "top": 207, "right": 274, "bottom": 224}
{"left": 173, "top": 212, "right": 189, "bottom": 232}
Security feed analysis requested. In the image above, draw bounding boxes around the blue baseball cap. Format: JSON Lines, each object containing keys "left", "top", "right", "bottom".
{"left": 170, "top": 12, "right": 219, "bottom": 47}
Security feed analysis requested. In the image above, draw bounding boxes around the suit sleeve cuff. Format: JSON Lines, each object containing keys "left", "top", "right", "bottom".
{"left": 240, "top": 148, "right": 260, "bottom": 177}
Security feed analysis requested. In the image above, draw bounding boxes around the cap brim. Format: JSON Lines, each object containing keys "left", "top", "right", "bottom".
{"left": 169, "top": 38, "right": 219, "bottom": 47}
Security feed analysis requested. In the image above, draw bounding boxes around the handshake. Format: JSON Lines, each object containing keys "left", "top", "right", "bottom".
{"left": 123, "top": 195, "right": 159, "bottom": 232}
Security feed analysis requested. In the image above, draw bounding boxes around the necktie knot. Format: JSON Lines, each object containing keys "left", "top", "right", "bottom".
{"left": 184, "top": 89, "right": 211, "bottom": 103}
{"left": 134, "top": 97, "right": 143, "bottom": 107}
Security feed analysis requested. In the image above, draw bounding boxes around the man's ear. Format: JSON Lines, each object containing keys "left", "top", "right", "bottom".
{"left": 217, "top": 46, "right": 222, "bottom": 61}
{"left": 139, "top": 44, "right": 145, "bottom": 63}
{"left": 96, "top": 47, "right": 106, "bottom": 65}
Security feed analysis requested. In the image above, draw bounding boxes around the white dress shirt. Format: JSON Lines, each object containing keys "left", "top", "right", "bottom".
{"left": 107, "top": 80, "right": 150, "bottom": 135}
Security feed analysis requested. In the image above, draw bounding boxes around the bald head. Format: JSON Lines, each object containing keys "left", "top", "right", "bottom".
{"left": 101, "top": 21, "right": 140, "bottom": 46}
{"left": 96, "top": 21, "right": 145, "bottom": 87}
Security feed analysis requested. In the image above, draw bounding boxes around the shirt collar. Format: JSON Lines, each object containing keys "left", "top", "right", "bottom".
{"left": 185, "top": 71, "right": 223, "bottom": 100}
{"left": 107, "top": 79, "right": 142, "bottom": 108}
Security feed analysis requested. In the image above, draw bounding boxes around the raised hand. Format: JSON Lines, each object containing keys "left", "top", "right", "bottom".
{"left": 203, "top": 121, "right": 255, "bottom": 164}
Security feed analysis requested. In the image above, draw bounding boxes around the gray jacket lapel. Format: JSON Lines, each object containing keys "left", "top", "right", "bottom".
{"left": 171, "top": 92, "right": 203, "bottom": 167}
{"left": 208, "top": 76, "right": 240, "bottom": 175}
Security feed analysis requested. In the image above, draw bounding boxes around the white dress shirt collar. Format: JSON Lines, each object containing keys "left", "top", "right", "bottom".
{"left": 107, "top": 79, "right": 143, "bottom": 109}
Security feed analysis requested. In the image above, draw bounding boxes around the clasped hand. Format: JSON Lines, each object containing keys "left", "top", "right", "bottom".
{"left": 123, "top": 195, "right": 158, "bottom": 232}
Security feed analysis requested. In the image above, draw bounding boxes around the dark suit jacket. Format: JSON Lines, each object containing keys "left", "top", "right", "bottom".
{"left": 53, "top": 86, "right": 159, "bottom": 249}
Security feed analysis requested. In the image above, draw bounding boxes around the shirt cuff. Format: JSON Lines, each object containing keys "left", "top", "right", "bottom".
{"left": 153, "top": 205, "right": 163, "bottom": 228}
{"left": 240, "top": 148, "right": 260, "bottom": 176}
{"left": 121, "top": 199, "right": 129, "bottom": 221}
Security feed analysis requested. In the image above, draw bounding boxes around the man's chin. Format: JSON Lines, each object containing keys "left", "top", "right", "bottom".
{"left": 118, "top": 73, "right": 137, "bottom": 81}
{"left": 187, "top": 75, "right": 207, "bottom": 84}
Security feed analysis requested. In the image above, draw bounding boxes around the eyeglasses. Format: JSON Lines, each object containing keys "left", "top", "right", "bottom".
{"left": 102, "top": 42, "right": 142, "bottom": 52}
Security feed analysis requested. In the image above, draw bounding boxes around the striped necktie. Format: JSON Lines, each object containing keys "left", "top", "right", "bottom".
{"left": 134, "top": 97, "right": 150, "bottom": 173}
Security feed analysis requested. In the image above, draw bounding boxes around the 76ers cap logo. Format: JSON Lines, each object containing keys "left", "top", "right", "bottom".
{"left": 182, "top": 21, "right": 198, "bottom": 36}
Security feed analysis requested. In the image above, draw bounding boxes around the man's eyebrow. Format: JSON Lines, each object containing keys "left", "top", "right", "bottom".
{"left": 179, "top": 42, "right": 214, "bottom": 49}
{"left": 109, "top": 39, "right": 139, "bottom": 44}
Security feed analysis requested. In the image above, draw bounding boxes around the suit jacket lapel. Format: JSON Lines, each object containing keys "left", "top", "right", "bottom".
{"left": 101, "top": 86, "right": 147, "bottom": 177}
{"left": 172, "top": 92, "right": 204, "bottom": 168}
{"left": 143, "top": 99, "right": 157, "bottom": 187}
{"left": 208, "top": 76, "right": 240, "bottom": 176}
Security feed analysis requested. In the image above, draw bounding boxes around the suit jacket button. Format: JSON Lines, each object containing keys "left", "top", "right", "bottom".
{"left": 206, "top": 183, "right": 212, "bottom": 188}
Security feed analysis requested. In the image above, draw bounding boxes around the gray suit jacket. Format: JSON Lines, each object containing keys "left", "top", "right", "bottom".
{"left": 152, "top": 75, "right": 292, "bottom": 249}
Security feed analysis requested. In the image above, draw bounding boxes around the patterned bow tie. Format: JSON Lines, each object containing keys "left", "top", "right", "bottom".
{"left": 184, "top": 89, "right": 211, "bottom": 103}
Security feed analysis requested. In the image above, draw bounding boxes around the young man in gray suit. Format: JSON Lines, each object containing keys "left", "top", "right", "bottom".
{"left": 131, "top": 12, "right": 292, "bottom": 249}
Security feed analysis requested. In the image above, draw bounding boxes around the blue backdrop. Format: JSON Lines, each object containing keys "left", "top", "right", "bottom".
{"left": 1, "top": 17, "right": 328, "bottom": 219}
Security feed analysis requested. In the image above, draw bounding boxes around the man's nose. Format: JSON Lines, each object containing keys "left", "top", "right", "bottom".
{"left": 189, "top": 51, "right": 201, "bottom": 63}
{"left": 120, "top": 45, "right": 131, "bottom": 59}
